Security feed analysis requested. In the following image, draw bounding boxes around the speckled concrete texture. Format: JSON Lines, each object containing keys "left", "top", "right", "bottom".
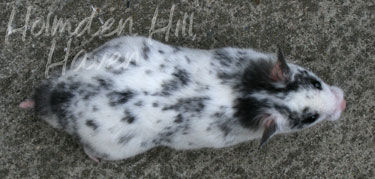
{"left": 1, "top": 0, "right": 374, "bottom": 178}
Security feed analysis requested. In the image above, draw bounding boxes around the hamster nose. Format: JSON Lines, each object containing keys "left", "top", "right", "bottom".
{"left": 330, "top": 86, "right": 344, "bottom": 100}
{"left": 330, "top": 86, "right": 346, "bottom": 111}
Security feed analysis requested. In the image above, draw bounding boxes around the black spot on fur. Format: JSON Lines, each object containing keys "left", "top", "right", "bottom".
{"left": 212, "top": 112, "right": 225, "bottom": 118}
{"left": 122, "top": 110, "right": 136, "bottom": 124}
{"left": 134, "top": 100, "right": 143, "bottom": 107}
{"left": 219, "top": 123, "right": 231, "bottom": 137}
{"left": 82, "top": 87, "right": 100, "bottom": 100}
{"left": 165, "top": 131, "right": 174, "bottom": 136}
{"left": 158, "top": 50, "right": 164, "bottom": 54}
{"left": 162, "top": 97, "right": 209, "bottom": 114}
{"left": 214, "top": 49, "right": 232, "bottom": 67}
{"left": 152, "top": 102, "right": 159, "bottom": 107}
{"left": 86, "top": 119, "right": 98, "bottom": 130}
{"left": 107, "top": 90, "right": 135, "bottom": 106}
{"left": 118, "top": 134, "right": 133, "bottom": 145}
{"left": 216, "top": 72, "right": 241, "bottom": 83}
{"left": 174, "top": 114, "right": 183, "bottom": 123}
{"left": 68, "top": 82, "right": 80, "bottom": 90}
{"left": 145, "top": 70, "right": 152, "bottom": 75}
{"left": 107, "top": 67, "right": 126, "bottom": 75}
{"left": 142, "top": 41, "right": 150, "bottom": 60}
{"left": 173, "top": 68, "right": 190, "bottom": 85}
{"left": 159, "top": 67, "right": 191, "bottom": 96}
{"left": 185, "top": 56, "right": 191, "bottom": 63}
{"left": 130, "top": 60, "right": 137, "bottom": 66}
{"left": 94, "top": 77, "right": 113, "bottom": 90}
{"left": 172, "top": 46, "right": 181, "bottom": 53}
{"left": 92, "top": 105, "right": 98, "bottom": 112}
{"left": 117, "top": 56, "right": 126, "bottom": 63}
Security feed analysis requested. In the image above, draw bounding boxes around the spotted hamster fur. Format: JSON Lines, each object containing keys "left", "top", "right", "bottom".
{"left": 20, "top": 36, "right": 346, "bottom": 161}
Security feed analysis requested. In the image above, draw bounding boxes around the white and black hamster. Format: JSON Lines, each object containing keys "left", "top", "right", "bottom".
{"left": 20, "top": 36, "right": 346, "bottom": 161}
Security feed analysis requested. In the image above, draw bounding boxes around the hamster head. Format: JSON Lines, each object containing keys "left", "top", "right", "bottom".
{"left": 235, "top": 48, "right": 346, "bottom": 147}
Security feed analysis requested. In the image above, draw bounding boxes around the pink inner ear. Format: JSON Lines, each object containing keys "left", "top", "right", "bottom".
{"left": 264, "top": 119, "right": 274, "bottom": 128}
{"left": 270, "top": 62, "right": 285, "bottom": 81}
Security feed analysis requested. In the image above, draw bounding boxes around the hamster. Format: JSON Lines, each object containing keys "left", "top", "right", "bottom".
{"left": 20, "top": 36, "right": 346, "bottom": 161}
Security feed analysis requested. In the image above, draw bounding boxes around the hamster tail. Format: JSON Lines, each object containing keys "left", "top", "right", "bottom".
{"left": 19, "top": 99, "right": 35, "bottom": 109}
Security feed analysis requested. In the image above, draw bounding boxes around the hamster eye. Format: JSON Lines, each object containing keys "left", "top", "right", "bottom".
{"left": 303, "top": 113, "right": 319, "bottom": 124}
{"left": 311, "top": 80, "right": 322, "bottom": 90}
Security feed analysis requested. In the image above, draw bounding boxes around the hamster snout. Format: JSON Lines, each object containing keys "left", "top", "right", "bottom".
{"left": 330, "top": 86, "right": 346, "bottom": 111}
{"left": 328, "top": 86, "right": 346, "bottom": 121}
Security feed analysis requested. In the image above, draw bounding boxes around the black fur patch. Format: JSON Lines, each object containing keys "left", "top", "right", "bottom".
{"left": 241, "top": 59, "right": 282, "bottom": 93}
{"left": 33, "top": 82, "right": 52, "bottom": 116}
{"left": 273, "top": 104, "right": 300, "bottom": 128}
{"left": 234, "top": 97, "right": 270, "bottom": 129}
{"left": 162, "top": 96, "right": 209, "bottom": 113}
{"left": 81, "top": 84, "right": 100, "bottom": 100}
{"left": 158, "top": 50, "right": 164, "bottom": 54}
{"left": 134, "top": 100, "right": 143, "bottom": 106}
{"left": 122, "top": 110, "right": 136, "bottom": 124}
{"left": 185, "top": 56, "right": 191, "bottom": 63}
{"left": 219, "top": 123, "right": 231, "bottom": 137}
{"left": 130, "top": 60, "right": 137, "bottom": 66}
{"left": 174, "top": 114, "right": 183, "bottom": 123}
{"left": 118, "top": 134, "right": 133, "bottom": 145}
{"left": 214, "top": 49, "right": 233, "bottom": 67}
{"left": 145, "top": 70, "right": 152, "bottom": 75}
{"left": 241, "top": 59, "right": 321, "bottom": 94}
{"left": 49, "top": 83, "right": 75, "bottom": 129}
{"left": 107, "top": 90, "right": 135, "bottom": 106}
{"left": 159, "top": 67, "right": 191, "bottom": 96}
{"left": 108, "top": 67, "right": 126, "bottom": 75}
{"left": 86, "top": 119, "right": 98, "bottom": 130}
{"left": 94, "top": 76, "right": 113, "bottom": 90}
{"left": 173, "top": 68, "right": 190, "bottom": 85}
{"left": 172, "top": 46, "right": 181, "bottom": 53}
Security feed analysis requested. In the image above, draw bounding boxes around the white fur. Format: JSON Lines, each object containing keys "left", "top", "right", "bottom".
{"left": 38, "top": 36, "right": 345, "bottom": 160}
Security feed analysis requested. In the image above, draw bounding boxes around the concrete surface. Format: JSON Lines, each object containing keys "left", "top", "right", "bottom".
{"left": 1, "top": 0, "right": 374, "bottom": 178}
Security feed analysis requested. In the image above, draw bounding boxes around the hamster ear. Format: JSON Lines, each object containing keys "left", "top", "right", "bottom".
{"left": 270, "top": 47, "right": 291, "bottom": 82}
{"left": 259, "top": 118, "right": 278, "bottom": 148}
